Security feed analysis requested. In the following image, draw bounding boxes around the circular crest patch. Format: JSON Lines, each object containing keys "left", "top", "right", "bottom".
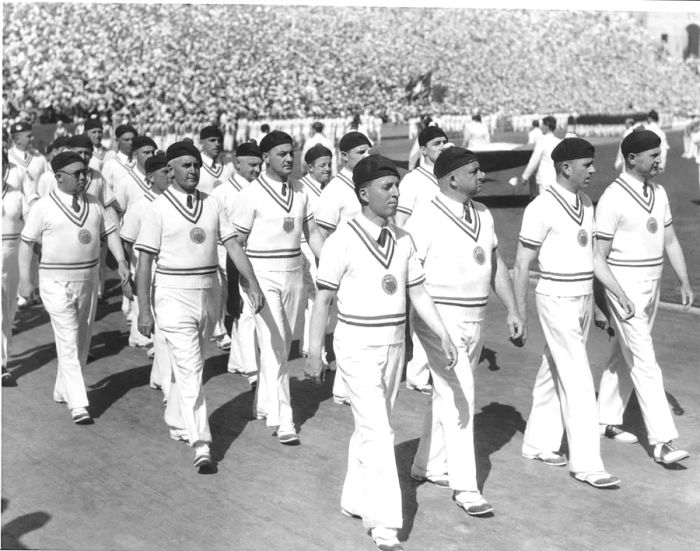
{"left": 382, "top": 274, "right": 398, "bottom": 295}
{"left": 647, "top": 217, "right": 658, "bottom": 234}
{"left": 577, "top": 229, "right": 588, "bottom": 247}
{"left": 190, "top": 227, "right": 206, "bottom": 244}
{"left": 78, "top": 229, "right": 92, "bottom": 244}
{"left": 473, "top": 246, "right": 486, "bottom": 265}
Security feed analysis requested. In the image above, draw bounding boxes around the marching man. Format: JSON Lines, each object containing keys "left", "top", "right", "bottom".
{"left": 513, "top": 138, "right": 634, "bottom": 489}
{"left": 595, "top": 129, "right": 694, "bottom": 465}
{"left": 405, "top": 147, "right": 523, "bottom": 516}
{"left": 18, "top": 152, "right": 131, "bottom": 424}
{"left": 306, "top": 155, "right": 457, "bottom": 551}
{"left": 135, "top": 141, "right": 264, "bottom": 470}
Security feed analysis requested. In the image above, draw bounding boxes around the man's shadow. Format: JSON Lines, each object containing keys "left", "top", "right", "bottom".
{"left": 474, "top": 402, "right": 527, "bottom": 490}
{"left": 5, "top": 342, "right": 56, "bottom": 382}
{"left": 208, "top": 386, "right": 256, "bottom": 463}
{"left": 12, "top": 302, "right": 50, "bottom": 334}
{"left": 1, "top": 498, "right": 50, "bottom": 550}
{"left": 395, "top": 438, "right": 420, "bottom": 542}
{"left": 87, "top": 364, "right": 151, "bottom": 418}
{"left": 290, "top": 370, "right": 334, "bottom": 432}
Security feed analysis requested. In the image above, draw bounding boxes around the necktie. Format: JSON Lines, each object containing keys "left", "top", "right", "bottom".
{"left": 281, "top": 182, "right": 287, "bottom": 197}
{"left": 186, "top": 194, "right": 193, "bottom": 209}
{"left": 212, "top": 159, "right": 217, "bottom": 170}
{"left": 463, "top": 202, "right": 472, "bottom": 224}
{"left": 643, "top": 183, "right": 650, "bottom": 198}
{"left": 378, "top": 228, "right": 389, "bottom": 247}
{"left": 72, "top": 194, "right": 80, "bottom": 213}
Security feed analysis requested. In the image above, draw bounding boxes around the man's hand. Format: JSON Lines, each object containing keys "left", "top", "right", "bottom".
{"left": 440, "top": 334, "right": 458, "bottom": 370}
{"left": 617, "top": 293, "right": 635, "bottom": 320}
{"left": 243, "top": 280, "right": 265, "bottom": 314}
{"left": 137, "top": 309, "right": 155, "bottom": 338}
{"left": 18, "top": 278, "right": 34, "bottom": 301}
{"left": 304, "top": 354, "right": 326, "bottom": 384}
{"left": 117, "top": 260, "right": 132, "bottom": 299}
{"left": 507, "top": 310, "right": 525, "bottom": 347}
{"left": 680, "top": 281, "right": 694, "bottom": 311}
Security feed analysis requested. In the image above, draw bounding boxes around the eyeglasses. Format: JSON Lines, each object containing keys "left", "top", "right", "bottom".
{"left": 58, "top": 169, "right": 88, "bottom": 178}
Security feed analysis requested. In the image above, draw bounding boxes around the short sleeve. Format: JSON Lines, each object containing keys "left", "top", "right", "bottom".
{"left": 406, "top": 234, "right": 426, "bottom": 287}
{"left": 230, "top": 188, "right": 255, "bottom": 235}
{"left": 112, "top": 175, "right": 128, "bottom": 214}
{"left": 301, "top": 189, "right": 313, "bottom": 222}
{"left": 214, "top": 196, "right": 236, "bottom": 243}
{"left": 519, "top": 198, "right": 548, "bottom": 248}
{"left": 97, "top": 201, "right": 116, "bottom": 238}
{"left": 134, "top": 202, "right": 162, "bottom": 255}
{"left": 20, "top": 200, "right": 45, "bottom": 244}
{"left": 397, "top": 172, "right": 418, "bottom": 216}
{"left": 316, "top": 232, "right": 347, "bottom": 291}
{"left": 120, "top": 200, "right": 142, "bottom": 243}
{"left": 658, "top": 186, "right": 673, "bottom": 227}
{"left": 314, "top": 185, "right": 341, "bottom": 232}
{"left": 402, "top": 207, "right": 429, "bottom": 264}
{"left": 594, "top": 189, "right": 619, "bottom": 240}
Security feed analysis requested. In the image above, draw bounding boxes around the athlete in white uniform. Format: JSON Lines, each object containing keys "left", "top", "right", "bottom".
{"left": 513, "top": 138, "right": 634, "bottom": 489}
{"left": 18, "top": 152, "right": 130, "bottom": 424}
{"left": 231, "top": 130, "right": 324, "bottom": 445}
{"left": 396, "top": 125, "right": 449, "bottom": 394}
{"left": 297, "top": 144, "right": 333, "bottom": 358}
{"left": 112, "top": 136, "right": 156, "bottom": 218}
{"left": 199, "top": 125, "right": 235, "bottom": 350}
{"left": 212, "top": 141, "right": 262, "bottom": 381}
{"left": 135, "top": 141, "right": 263, "bottom": 470}
{"left": 306, "top": 155, "right": 457, "bottom": 551}
{"left": 121, "top": 153, "right": 171, "bottom": 399}
{"left": 520, "top": 116, "right": 560, "bottom": 193}
{"left": 595, "top": 129, "right": 694, "bottom": 465}
{"left": 101, "top": 124, "right": 137, "bottom": 194}
{"left": 2, "top": 151, "right": 37, "bottom": 386}
{"left": 314, "top": 131, "right": 371, "bottom": 405}
{"left": 405, "top": 147, "right": 523, "bottom": 516}
{"left": 85, "top": 117, "right": 109, "bottom": 173}
{"left": 8, "top": 121, "right": 48, "bottom": 196}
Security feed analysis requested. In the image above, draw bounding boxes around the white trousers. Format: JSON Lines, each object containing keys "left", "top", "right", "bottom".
{"left": 336, "top": 338, "right": 404, "bottom": 531}
{"left": 412, "top": 311, "right": 482, "bottom": 492}
{"left": 156, "top": 284, "right": 219, "bottom": 446}
{"left": 226, "top": 287, "right": 258, "bottom": 375}
{"left": 40, "top": 273, "right": 99, "bottom": 410}
{"left": 522, "top": 293, "right": 605, "bottom": 474}
{"left": 252, "top": 268, "right": 303, "bottom": 433}
{"left": 597, "top": 279, "right": 678, "bottom": 445}
{"left": 212, "top": 248, "right": 228, "bottom": 339}
{"left": 299, "top": 243, "right": 316, "bottom": 354}
{"left": 2, "top": 239, "right": 20, "bottom": 367}
{"left": 406, "top": 306, "right": 431, "bottom": 388}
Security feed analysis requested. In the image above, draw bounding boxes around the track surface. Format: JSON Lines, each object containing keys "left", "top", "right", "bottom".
{"left": 2, "top": 279, "right": 699, "bottom": 550}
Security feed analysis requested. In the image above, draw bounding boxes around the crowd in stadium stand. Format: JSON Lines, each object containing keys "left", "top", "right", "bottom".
{"left": 3, "top": 4, "right": 700, "bottom": 130}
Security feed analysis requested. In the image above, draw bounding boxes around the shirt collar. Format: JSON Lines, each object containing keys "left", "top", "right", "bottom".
{"left": 340, "top": 167, "right": 353, "bottom": 179}
{"left": 169, "top": 185, "right": 196, "bottom": 201}
{"left": 621, "top": 171, "right": 648, "bottom": 188}
{"left": 357, "top": 212, "right": 395, "bottom": 242}
{"left": 438, "top": 192, "right": 469, "bottom": 216}
{"left": 552, "top": 181, "right": 578, "bottom": 201}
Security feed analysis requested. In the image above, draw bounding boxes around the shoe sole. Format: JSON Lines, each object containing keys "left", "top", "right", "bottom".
{"left": 340, "top": 508, "right": 361, "bottom": 519}
{"left": 72, "top": 415, "right": 93, "bottom": 424}
{"left": 574, "top": 473, "right": 621, "bottom": 488}
{"left": 194, "top": 455, "right": 212, "bottom": 468}
{"left": 278, "top": 435, "right": 301, "bottom": 446}
{"left": 522, "top": 452, "right": 567, "bottom": 467}
{"left": 654, "top": 452, "right": 690, "bottom": 464}
{"left": 455, "top": 501, "right": 494, "bottom": 516}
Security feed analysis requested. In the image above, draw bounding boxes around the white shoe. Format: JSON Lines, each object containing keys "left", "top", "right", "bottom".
{"left": 371, "top": 527, "right": 402, "bottom": 551}
{"left": 406, "top": 382, "right": 432, "bottom": 395}
{"left": 654, "top": 442, "right": 690, "bottom": 464}
{"left": 600, "top": 424, "right": 638, "bottom": 444}
{"left": 17, "top": 295, "right": 28, "bottom": 308}
{"left": 453, "top": 491, "right": 494, "bottom": 516}
{"left": 193, "top": 443, "right": 212, "bottom": 469}
{"left": 216, "top": 334, "right": 232, "bottom": 350}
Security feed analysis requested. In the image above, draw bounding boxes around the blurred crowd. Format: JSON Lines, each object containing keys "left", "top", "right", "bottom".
{"left": 3, "top": 4, "right": 700, "bottom": 128}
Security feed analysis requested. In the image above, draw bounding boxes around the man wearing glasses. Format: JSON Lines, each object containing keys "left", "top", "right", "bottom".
{"left": 18, "top": 152, "right": 131, "bottom": 425}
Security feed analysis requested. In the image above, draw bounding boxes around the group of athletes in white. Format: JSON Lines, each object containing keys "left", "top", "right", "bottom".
{"left": 2, "top": 116, "right": 695, "bottom": 551}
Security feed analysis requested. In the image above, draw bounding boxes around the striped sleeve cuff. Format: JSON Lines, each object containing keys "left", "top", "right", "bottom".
{"left": 134, "top": 244, "right": 159, "bottom": 255}
{"left": 101, "top": 225, "right": 116, "bottom": 238}
{"left": 316, "top": 278, "right": 339, "bottom": 291}
{"left": 20, "top": 234, "right": 39, "bottom": 245}
{"left": 303, "top": 212, "right": 313, "bottom": 222}
{"left": 316, "top": 219, "right": 337, "bottom": 232}
{"left": 407, "top": 274, "right": 426, "bottom": 288}
{"left": 664, "top": 219, "right": 673, "bottom": 227}
{"left": 232, "top": 223, "right": 250, "bottom": 235}
{"left": 595, "top": 231, "right": 614, "bottom": 241}
{"left": 396, "top": 206, "right": 412, "bottom": 215}
{"left": 519, "top": 236, "right": 541, "bottom": 248}
{"left": 220, "top": 231, "right": 237, "bottom": 243}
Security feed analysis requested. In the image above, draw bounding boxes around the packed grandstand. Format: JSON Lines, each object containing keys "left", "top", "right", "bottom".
{"left": 3, "top": 3, "right": 700, "bottom": 129}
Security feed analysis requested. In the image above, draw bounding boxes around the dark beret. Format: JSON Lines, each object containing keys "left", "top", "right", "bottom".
{"left": 353, "top": 155, "right": 399, "bottom": 186}
{"left": 235, "top": 141, "right": 262, "bottom": 159}
{"left": 10, "top": 121, "right": 31, "bottom": 134}
{"left": 418, "top": 126, "right": 447, "bottom": 147}
{"left": 304, "top": 144, "right": 333, "bottom": 164}
{"left": 551, "top": 137, "right": 595, "bottom": 163}
{"left": 84, "top": 118, "right": 102, "bottom": 131}
{"left": 131, "top": 136, "right": 158, "bottom": 151}
{"left": 115, "top": 124, "right": 137, "bottom": 138}
{"left": 200, "top": 125, "right": 223, "bottom": 140}
{"left": 166, "top": 140, "right": 202, "bottom": 164}
{"left": 621, "top": 129, "right": 661, "bottom": 157}
{"left": 260, "top": 130, "right": 294, "bottom": 154}
{"left": 51, "top": 136, "right": 71, "bottom": 150}
{"left": 51, "top": 152, "right": 85, "bottom": 173}
{"left": 433, "top": 147, "right": 478, "bottom": 179}
{"left": 339, "top": 131, "right": 371, "bottom": 153}
{"left": 67, "top": 134, "right": 94, "bottom": 150}
{"left": 145, "top": 153, "right": 168, "bottom": 173}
